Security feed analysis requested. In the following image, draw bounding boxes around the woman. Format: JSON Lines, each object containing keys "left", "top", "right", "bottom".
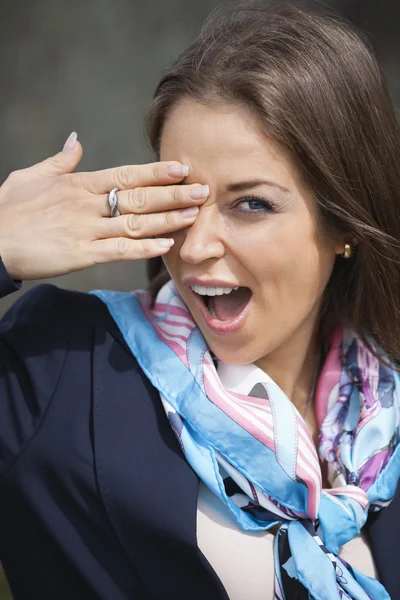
{"left": 0, "top": 2, "right": 399, "bottom": 599}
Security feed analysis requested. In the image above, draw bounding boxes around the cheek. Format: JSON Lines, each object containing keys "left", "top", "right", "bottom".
{"left": 245, "top": 224, "right": 335, "bottom": 303}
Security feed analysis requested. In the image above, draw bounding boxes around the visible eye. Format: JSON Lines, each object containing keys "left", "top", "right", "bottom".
{"left": 235, "top": 195, "right": 276, "bottom": 215}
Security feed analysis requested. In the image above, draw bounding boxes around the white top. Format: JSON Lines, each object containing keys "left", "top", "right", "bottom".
{"left": 195, "top": 360, "right": 379, "bottom": 599}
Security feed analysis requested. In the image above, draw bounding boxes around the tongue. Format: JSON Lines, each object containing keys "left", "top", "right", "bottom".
{"left": 211, "top": 287, "right": 252, "bottom": 321}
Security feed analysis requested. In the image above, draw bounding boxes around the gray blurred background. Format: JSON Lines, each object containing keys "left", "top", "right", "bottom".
{"left": 0, "top": 0, "right": 398, "bottom": 315}
{"left": 0, "top": 0, "right": 398, "bottom": 597}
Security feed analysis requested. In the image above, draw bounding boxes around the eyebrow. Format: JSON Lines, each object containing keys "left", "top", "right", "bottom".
{"left": 226, "top": 179, "right": 290, "bottom": 193}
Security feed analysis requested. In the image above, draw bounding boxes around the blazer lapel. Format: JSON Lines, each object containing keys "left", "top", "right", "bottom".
{"left": 93, "top": 325, "right": 229, "bottom": 600}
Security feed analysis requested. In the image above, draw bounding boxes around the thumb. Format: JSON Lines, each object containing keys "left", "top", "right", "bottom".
{"left": 36, "top": 132, "right": 83, "bottom": 176}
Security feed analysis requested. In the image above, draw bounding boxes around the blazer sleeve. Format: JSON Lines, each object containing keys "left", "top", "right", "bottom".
{"left": 0, "top": 258, "right": 69, "bottom": 477}
{"left": 0, "top": 257, "right": 22, "bottom": 298}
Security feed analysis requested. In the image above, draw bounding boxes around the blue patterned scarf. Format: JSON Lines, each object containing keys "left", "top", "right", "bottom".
{"left": 91, "top": 280, "right": 400, "bottom": 599}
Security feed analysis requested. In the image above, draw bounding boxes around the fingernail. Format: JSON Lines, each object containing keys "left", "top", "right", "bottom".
{"left": 157, "top": 238, "right": 175, "bottom": 248}
{"left": 189, "top": 185, "right": 209, "bottom": 200}
{"left": 63, "top": 131, "right": 78, "bottom": 151}
{"left": 180, "top": 206, "right": 199, "bottom": 219}
{"left": 167, "top": 164, "right": 189, "bottom": 178}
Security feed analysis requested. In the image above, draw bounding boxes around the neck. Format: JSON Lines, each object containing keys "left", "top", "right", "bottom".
{"left": 254, "top": 317, "right": 323, "bottom": 416}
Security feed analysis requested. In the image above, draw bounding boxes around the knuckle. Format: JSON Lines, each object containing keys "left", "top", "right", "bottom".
{"left": 171, "top": 185, "right": 180, "bottom": 204}
{"left": 131, "top": 187, "right": 147, "bottom": 211}
{"left": 149, "top": 163, "right": 159, "bottom": 181}
{"left": 126, "top": 213, "right": 144, "bottom": 236}
{"left": 116, "top": 166, "right": 134, "bottom": 189}
{"left": 6, "top": 168, "right": 26, "bottom": 184}
{"left": 6, "top": 170, "right": 19, "bottom": 182}
{"left": 50, "top": 155, "right": 64, "bottom": 171}
{"left": 65, "top": 172, "right": 85, "bottom": 189}
{"left": 141, "top": 239, "right": 152, "bottom": 256}
{"left": 116, "top": 237, "right": 129, "bottom": 257}
{"left": 165, "top": 209, "right": 176, "bottom": 226}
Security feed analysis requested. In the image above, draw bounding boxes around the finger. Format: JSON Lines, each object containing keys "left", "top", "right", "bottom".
{"left": 75, "top": 161, "right": 189, "bottom": 195}
{"left": 91, "top": 236, "right": 175, "bottom": 264}
{"left": 95, "top": 205, "right": 200, "bottom": 239}
{"left": 97, "top": 183, "right": 210, "bottom": 217}
{"left": 34, "top": 132, "right": 83, "bottom": 176}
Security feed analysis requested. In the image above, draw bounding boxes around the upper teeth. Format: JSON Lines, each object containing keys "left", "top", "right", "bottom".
{"left": 190, "top": 285, "right": 239, "bottom": 296}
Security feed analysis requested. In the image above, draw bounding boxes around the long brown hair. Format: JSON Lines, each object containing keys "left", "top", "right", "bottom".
{"left": 145, "top": 0, "right": 400, "bottom": 364}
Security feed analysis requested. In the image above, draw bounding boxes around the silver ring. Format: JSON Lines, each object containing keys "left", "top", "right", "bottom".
{"left": 108, "top": 187, "right": 121, "bottom": 217}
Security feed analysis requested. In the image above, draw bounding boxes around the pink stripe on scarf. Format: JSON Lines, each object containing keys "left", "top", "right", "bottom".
{"left": 315, "top": 324, "right": 342, "bottom": 429}
{"left": 328, "top": 486, "right": 369, "bottom": 509}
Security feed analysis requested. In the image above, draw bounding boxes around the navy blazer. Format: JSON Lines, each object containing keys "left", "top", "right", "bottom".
{"left": 0, "top": 262, "right": 398, "bottom": 600}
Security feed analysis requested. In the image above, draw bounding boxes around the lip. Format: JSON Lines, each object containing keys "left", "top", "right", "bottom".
{"left": 182, "top": 276, "right": 242, "bottom": 289}
{"left": 191, "top": 286, "right": 252, "bottom": 336}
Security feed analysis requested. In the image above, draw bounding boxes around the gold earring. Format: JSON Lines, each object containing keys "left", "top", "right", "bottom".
{"left": 343, "top": 243, "right": 352, "bottom": 259}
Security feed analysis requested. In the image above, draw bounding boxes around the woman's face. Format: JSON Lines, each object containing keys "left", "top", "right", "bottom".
{"left": 160, "top": 98, "right": 343, "bottom": 366}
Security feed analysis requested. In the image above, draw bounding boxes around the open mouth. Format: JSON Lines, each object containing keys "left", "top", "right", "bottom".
{"left": 191, "top": 286, "right": 253, "bottom": 335}
{"left": 203, "top": 287, "right": 252, "bottom": 321}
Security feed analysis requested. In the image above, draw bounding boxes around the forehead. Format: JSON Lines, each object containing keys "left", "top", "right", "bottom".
{"left": 159, "top": 98, "right": 297, "bottom": 184}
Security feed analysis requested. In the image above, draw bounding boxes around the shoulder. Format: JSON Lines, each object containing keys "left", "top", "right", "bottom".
{"left": 0, "top": 283, "right": 110, "bottom": 333}
{"left": 0, "top": 283, "right": 130, "bottom": 397}
{"left": 0, "top": 284, "right": 139, "bottom": 476}
{"left": 0, "top": 283, "right": 123, "bottom": 352}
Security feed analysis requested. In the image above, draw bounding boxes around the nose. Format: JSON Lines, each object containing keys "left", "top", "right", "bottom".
{"left": 179, "top": 205, "right": 225, "bottom": 265}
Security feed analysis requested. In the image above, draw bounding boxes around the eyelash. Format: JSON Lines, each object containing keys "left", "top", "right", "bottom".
{"left": 235, "top": 195, "right": 276, "bottom": 215}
